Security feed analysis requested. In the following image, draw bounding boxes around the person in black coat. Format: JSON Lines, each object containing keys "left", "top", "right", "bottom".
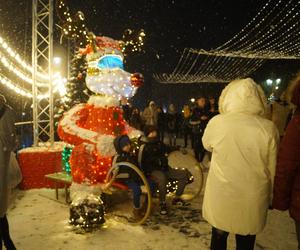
{"left": 129, "top": 107, "right": 143, "bottom": 130}
{"left": 140, "top": 125, "right": 191, "bottom": 215}
{"left": 156, "top": 107, "right": 166, "bottom": 143}
{"left": 166, "top": 104, "right": 178, "bottom": 146}
{"left": 208, "top": 96, "right": 219, "bottom": 120}
{"left": 190, "top": 96, "right": 209, "bottom": 162}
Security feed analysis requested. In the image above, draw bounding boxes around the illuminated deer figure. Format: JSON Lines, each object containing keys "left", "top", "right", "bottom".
{"left": 58, "top": 36, "right": 143, "bottom": 185}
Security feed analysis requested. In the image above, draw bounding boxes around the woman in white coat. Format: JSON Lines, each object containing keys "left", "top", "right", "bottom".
{"left": 202, "top": 78, "right": 279, "bottom": 250}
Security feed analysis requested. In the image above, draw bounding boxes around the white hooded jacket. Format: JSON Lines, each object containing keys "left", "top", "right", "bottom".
{"left": 202, "top": 78, "right": 279, "bottom": 235}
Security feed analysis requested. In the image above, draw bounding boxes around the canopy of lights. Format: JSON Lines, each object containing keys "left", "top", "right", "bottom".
{"left": 154, "top": 0, "right": 300, "bottom": 83}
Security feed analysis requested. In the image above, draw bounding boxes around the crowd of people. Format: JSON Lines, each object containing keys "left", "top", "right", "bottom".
{"left": 119, "top": 75, "right": 300, "bottom": 250}
{"left": 121, "top": 96, "right": 219, "bottom": 163}
{"left": 1, "top": 73, "right": 300, "bottom": 250}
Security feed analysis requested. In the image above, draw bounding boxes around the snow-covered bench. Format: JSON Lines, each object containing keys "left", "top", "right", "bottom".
{"left": 45, "top": 172, "right": 72, "bottom": 203}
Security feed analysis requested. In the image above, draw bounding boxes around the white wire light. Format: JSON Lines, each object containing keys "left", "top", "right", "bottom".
{"left": 0, "top": 73, "right": 65, "bottom": 100}
{"left": 0, "top": 35, "right": 48, "bottom": 81}
{"left": 154, "top": 0, "right": 300, "bottom": 84}
{"left": 0, "top": 35, "right": 67, "bottom": 97}
{"left": 0, "top": 73, "right": 32, "bottom": 98}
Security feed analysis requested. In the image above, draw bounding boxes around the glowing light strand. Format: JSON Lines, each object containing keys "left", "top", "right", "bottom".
{"left": 216, "top": 0, "right": 275, "bottom": 51}
{"left": 0, "top": 51, "right": 49, "bottom": 86}
{"left": 0, "top": 35, "right": 48, "bottom": 81}
{"left": 231, "top": 1, "right": 298, "bottom": 54}
{"left": 218, "top": 0, "right": 287, "bottom": 51}
{"left": 154, "top": 0, "right": 300, "bottom": 84}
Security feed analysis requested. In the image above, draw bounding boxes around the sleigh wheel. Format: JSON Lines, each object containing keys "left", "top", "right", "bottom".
{"left": 104, "top": 162, "right": 152, "bottom": 225}
{"left": 168, "top": 150, "right": 204, "bottom": 201}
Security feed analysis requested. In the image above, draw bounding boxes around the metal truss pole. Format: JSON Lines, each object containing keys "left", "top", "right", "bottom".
{"left": 32, "top": 0, "right": 54, "bottom": 146}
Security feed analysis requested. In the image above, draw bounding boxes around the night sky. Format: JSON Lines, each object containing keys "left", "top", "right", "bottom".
{"left": 0, "top": 0, "right": 299, "bottom": 113}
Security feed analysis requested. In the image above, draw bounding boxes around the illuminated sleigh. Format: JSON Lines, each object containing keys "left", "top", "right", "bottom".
{"left": 103, "top": 145, "right": 204, "bottom": 225}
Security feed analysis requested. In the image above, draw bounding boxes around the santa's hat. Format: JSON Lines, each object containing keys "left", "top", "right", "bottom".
{"left": 80, "top": 34, "right": 123, "bottom": 62}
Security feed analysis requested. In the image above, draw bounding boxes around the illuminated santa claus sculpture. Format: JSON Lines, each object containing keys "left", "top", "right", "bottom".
{"left": 58, "top": 36, "right": 143, "bottom": 185}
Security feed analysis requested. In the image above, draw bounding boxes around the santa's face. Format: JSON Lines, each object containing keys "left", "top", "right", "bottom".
{"left": 86, "top": 53, "right": 137, "bottom": 99}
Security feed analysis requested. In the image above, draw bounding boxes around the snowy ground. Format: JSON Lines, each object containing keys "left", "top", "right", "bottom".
{"left": 6, "top": 144, "right": 299, "bottom": 250}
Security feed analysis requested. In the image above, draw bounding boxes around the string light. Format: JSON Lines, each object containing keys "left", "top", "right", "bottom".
{"left": 62, "top": 146, "right": 73, "bottom": 174}
{"left": 56, "top": 0, "right": 90, "bottom": 46}
{"left": 0, "top": 50, "right": 48, "bottom": 86}
{"left": 0, "top": 35, "right": 48, "bottom": 81}
{"left": 0, "top": 73, "right": 32, "bottom": 98}
{"left": 154, "top": 0, "right": 300, "bottom": 84}
{"left": 120, "top": 29, "right": 146, "bottom": 55}
{"left": 0, "top": 34, "right": 67, "bottom": 98}
{"left": 0, "top": 72, "right": 66, "bottom": 99}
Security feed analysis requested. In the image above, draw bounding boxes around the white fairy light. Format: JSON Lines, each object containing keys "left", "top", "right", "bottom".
{"left": 0, "top": 73, "right": 32, "bottom": 98}
{"left": 0, "top": 35, "right": 48, "bottom": 81}
{"left": 154, "top": 0, "right": 300, "bottom": 84}
{"left": 0, "top": 71, "right": 66, "bottom": 99}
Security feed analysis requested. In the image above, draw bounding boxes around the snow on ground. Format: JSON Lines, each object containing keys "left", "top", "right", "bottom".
{"left": 7, "top": 188, "right": 298, "bottom": 250}
{"left": 7, "top": 144, "right": 299, "bottom": 250}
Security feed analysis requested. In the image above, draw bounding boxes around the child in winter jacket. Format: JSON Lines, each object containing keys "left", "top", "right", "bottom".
{"left": 139, "top": 125, "right": 191, "bottom": 215}
{"left": 113, "top": 135, "right": 155, "bottom": 219}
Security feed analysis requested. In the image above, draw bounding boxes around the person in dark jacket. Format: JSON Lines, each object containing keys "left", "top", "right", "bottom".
{"left": 182, "top": 104, "right": 192, "bottom": 148}
{"left": 190, "top": 97, "right": 209, "bottom": 162}
{"left": 273, "top": 75, "right": 300, "bottom": 249}
{"left": 120, "top": 97, "right": 133, "bottom": 123}
{"left": 208, "top": 96, "right": 219, "bottom": 120}
{"left": 156, "top": 107, "right": 165, "bottom": 143}
{"left": 140, "top": 125, "right": 190, "bottom": 215}
{"left": 129, "top": 107, "right": 143, "bottom": 130}
{"left": 0, "top": 94, "right": 17, "bottom": 250}
{"left": 166, "top": 104, "right": 178, "bottom": 146}
{"left": 113, "top": 135, "right": 154, "bottom": 219}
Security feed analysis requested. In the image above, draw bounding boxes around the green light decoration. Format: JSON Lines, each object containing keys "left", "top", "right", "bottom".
{"left": 62, "top": 146, "right": 73, "bottom": 174}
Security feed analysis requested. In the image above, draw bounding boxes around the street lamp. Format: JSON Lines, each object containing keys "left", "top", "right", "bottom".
{"left": 190, "top": 98, "right": 195, "bottom": 103}
{"left": 266, "top": 79, "right": 273, "bottom": 86}
{"left": 276, "top": 78, "right": 281, "bottom": 85}
{"left": 53, "top": 56, "right": 61, "bottom": 66}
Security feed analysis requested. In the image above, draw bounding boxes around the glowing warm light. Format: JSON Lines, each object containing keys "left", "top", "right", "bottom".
{"left": 53, "top": 56, "right": 62, "bottom": 65}
{"left": 0, "top": 35, "right": 48, "bottom": 80}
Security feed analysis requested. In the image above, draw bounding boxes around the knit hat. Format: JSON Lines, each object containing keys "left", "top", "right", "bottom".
{"left": 119, "top": 135, "right": 131, "bottom": 149}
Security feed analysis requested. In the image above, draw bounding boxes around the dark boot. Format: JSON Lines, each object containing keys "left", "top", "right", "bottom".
{"left": 0, "top": 216, "right": 16, "bottom": 250}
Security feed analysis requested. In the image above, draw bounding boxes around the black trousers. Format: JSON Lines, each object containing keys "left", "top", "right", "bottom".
{"left": 183, "top": 129, "right": 191, "bottom": 147}
{"left": 192, "top": 133, "right": 205, "bottom": 162}
{"left": 0, "top": 215, "right": 16, "bottom": 250}
{"left": 211, "top": 227, "right": 256, "bottom": 250}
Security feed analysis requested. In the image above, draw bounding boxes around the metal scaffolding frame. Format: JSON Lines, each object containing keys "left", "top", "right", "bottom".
{"left": 32, "top": 0, "right": 54, "bottom": 146}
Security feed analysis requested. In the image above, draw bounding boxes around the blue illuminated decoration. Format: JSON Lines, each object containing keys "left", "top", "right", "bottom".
{"left": 97, "top": 55, "right": 124, "bottom": 69}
